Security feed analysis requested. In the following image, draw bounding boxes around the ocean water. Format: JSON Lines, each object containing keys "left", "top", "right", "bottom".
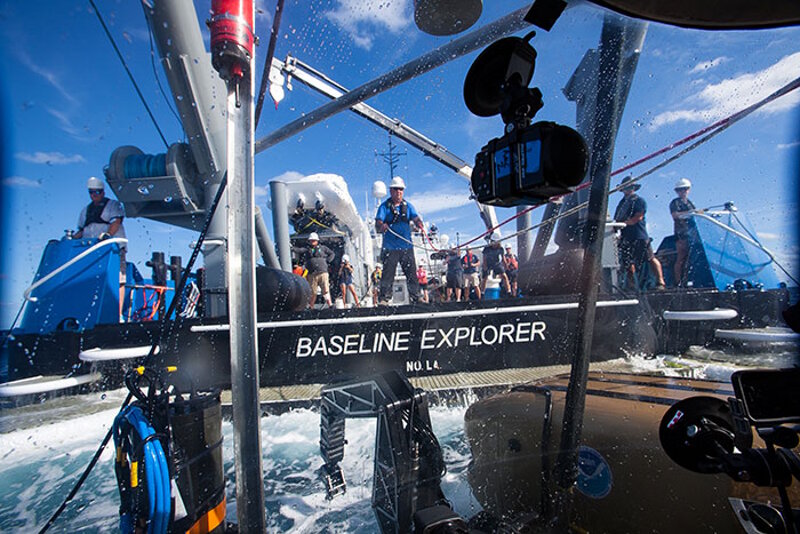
{"left": 0, "top": 391, "right": 479, "bottom": 533}
{"left": 2, "top": 349, "right": 795, "bottom": 532}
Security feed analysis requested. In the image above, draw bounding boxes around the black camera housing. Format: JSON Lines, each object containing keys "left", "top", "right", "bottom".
{"left": 471, "top": 121, "right": 589, "bottom": 207}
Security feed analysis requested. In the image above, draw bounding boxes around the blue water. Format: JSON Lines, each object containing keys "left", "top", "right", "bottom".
{"left": 0, "top": 391, "right": 478, "bottom": 532}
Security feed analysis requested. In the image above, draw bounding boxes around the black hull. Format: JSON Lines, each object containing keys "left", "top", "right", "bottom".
{"left": 3, "top": 288, "right": 791, "bottom": 390}
{"left": 5, "top": 294, "right": 653, "bottom": 389}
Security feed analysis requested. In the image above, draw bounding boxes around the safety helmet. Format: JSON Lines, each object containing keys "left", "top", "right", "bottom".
{"left": 342, "top": 254, "right": 350, "bottom": 262}
{"left": 674, "top": 178, "right": 692, "bottom": 190}
{"left": 87, "top": 176, "right": 104, "bottom": 190}
{"left": 376, "top": 263, "right": 383, "bottom": 269}
{"left": 308, "top": 232, "right": 320, "bottom": 241}
{"left": 389, "top": 176, "right": 406, "bottom": 189}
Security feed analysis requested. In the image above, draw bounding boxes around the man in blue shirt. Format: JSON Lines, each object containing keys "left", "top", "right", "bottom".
{"left": 613, "top": 176, "right": 666, "bottom": 290}
{"left": 375, "top": 176, "right": 424, "bottom": 304}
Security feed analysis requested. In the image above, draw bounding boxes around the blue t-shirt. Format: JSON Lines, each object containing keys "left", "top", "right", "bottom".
{"left": 614, "top": 194, "right": 649, "bottom": 241}
{"left": 376, "top": 199, "right": 419, "bottom": 250}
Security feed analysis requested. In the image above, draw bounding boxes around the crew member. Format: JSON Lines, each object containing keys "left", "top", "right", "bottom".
{"left": 338, "top": 254, "right": 359, "bottom": 308}
{"left": 416, "top": 263, "right": 429, "bottom": 303}
{"left": 375, "top": 176, "right": 424, "bottom": 305}
{"left": 504, "top": 245, "right": 519, "bottom": 296}
{"left": 613, "top": 176, "right": 666, "bottom": 290}
{"left": 481, "top": 238, "right": 511, "bottom": 294}
{"left": 461, "top": 246, "right": 482, "bottom": 301}
{"left": 370, "top": 264, "right": 382, "bottom": 306}
{"left": 669, "top": 178, "right": 698, "bottom": 287}
{"left": 445, "top": 249, "right": 464, "bottom": 302}
{"left": 294, "top": 232, "right": 335, "bottom": 308}
{"left": 75, "top": 176, "right": 127, "bottom": 314}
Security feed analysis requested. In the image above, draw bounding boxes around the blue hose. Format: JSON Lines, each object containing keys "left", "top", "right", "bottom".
{"left": 113, "top": 406, "right": 170, "bottom": 534}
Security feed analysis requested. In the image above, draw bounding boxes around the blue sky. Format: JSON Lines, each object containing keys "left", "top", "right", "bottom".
{"left": 1, "top": 0, "right": 799, "bottom": 327}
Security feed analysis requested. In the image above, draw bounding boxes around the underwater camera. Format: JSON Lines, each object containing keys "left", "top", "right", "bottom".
{"left": 660, "top": 368, "right": 800, "bottom": 533}
{"left": 464, "top": 32, "right": 589, "bottom": 207}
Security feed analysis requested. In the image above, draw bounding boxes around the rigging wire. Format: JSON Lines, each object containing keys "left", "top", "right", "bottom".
{"left": 88, "top": 0, "right": 169, "bottom": 149}
{"left": 255, "top": 0, "right": 287, "bottom": 128}
{"left": 37, "top": 174, "right": 229, "bottom": 534}
{"left": 145, "top": 13, "right": 183, "bottom": 133}
{"left": 445, "top": 73, "right": 800, "bottom": 250}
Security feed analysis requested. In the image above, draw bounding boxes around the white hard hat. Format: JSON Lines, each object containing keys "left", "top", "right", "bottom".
{"left": 308, "top": 232, "right": 320, "bottom": 241}
{"left": 389, "top": 176, "right": 406, "bottom": 189}
{"left": 87, "top": 176, "right": 104, "bottom": 190}
{"left": 342, "top": 254, "right": 350, "bottom": 262}
{"left": 675, "top": 178, "right": 692, "bottom": 189}
{"left": 376, "top": 263, "right": 383, "bottom": 269}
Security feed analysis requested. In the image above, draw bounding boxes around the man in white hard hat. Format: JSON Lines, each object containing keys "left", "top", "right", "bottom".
{"left": 75, "top": 176, "right": 126, "bottom": 242}
{"left": 670, "top": 178, "right": 698, "bottom": 286}
{"left": 295, "top": 232, "right": 335, "bottom": 308}
{"left": 375, "top": 176, "right": 424, "bottom": 304}
{"left": 74, "top": 176, "right": 128, "bottom": 315}
{"left": 338, "top": 254, "right": 359, "bottom": 308}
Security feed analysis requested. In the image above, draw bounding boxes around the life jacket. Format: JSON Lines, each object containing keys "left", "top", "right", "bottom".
{"left": 381, "top": 199, "right": 409, "bottom": 224}
{"left": 505, "top": 254, "right": 518, "bottom": 270}
{"left": 84, "top": 197, "right": 110, "bottom": 226}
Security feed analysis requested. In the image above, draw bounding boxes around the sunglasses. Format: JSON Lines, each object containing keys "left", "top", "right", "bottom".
{"left": 390, "top": 187, "right": 404, "bottom": 191}
{"left": 88, "top": 189, "right": 104, "bottom": 195}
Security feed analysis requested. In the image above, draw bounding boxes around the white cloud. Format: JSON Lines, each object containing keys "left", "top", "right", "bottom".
{"left": 688, "top": 56, "right": 729, "bottom": 74}
{"left": 267, "top": 170, "right": 305, "bottom": 182}
{"left": 777, "top": 140, "right": 800, "bottom": 150}
{"left": 16, "top": 151, "right": 85, "bottom": 165}
{"left": 406, "top": 186, "right": 472, "bottom": 215}
{"left": 17, "top": 51, "right": 78, "bottom": 107}
{"left": 255, "top": 185, "right": 268, "bottom": 198}
{"left": 757, "top": 231, "right": 779, "bottom": 241}
{"left": 650, "top": 52, "right": 800, "bottom": 131}
{"left": 3, "top": 176, "right": 42, "bottom": 188}
{"left": 46, "top": 107, "right": 89, "bottom": 139}
{"left": 324, "top": 0, "right": 411, "bottom": 50}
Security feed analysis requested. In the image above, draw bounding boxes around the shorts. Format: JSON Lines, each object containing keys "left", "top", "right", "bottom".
{"left": 419, "top": 282, "right": 428, "bottom": 289}
{"left": 483, "top": 264, "right": 505, "bottom": 278}
{"left": 619, "top": 239, "right": 654, "bottom": 268}
{"left": 464, "top": 272, "right": 481, "bottom": 288}
{"left": 446, "top": 272, "right": 463, "bottom": 289}
{"left": 309, "top": 272, "right": 330, "bottom": 295}
{"left": 507, "top": 269, "right": 518, "bottom": 282}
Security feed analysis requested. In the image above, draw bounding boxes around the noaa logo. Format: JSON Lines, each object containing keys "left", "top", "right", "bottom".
{"left": 576, "top": 445, "right": 613, "bottom": 499}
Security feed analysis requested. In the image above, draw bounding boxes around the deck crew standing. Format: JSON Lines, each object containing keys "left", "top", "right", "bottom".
{"left": 461, "top": 247, "right": 482, "bottom": 301}
{"left": 445, "top": 249, "right": 464, "bottom": 302}
{"left": 504, "top": 245, "right": 519, "bottom": 296}
{"left": 75, "top": 176, "right": 127, "bottom": 314}
{"left": 375, "top": 176, "right": 424, "bottom": 304}
{"left": 669, "top": 178, "right": 698, "bottom": 287}
{"left": 613, "top": 176, "right": 666, "bottom": 290}
{"left": 295, "top": 232, "right": 335, "bottom": 308}
{"left": 481, "top": 238, "right": 511, "bottom": 294}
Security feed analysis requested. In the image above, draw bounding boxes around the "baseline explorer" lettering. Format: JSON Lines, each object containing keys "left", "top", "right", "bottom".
{"left": 295, "top": 321, "right": 546, "bottom": 358}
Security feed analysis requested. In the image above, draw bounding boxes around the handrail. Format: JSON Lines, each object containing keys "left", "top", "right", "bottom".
{"left": 24, "top": 238, "right": 128, "bottom": 302}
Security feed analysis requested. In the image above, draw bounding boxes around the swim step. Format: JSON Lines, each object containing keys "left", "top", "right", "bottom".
{"left": 714, "top": 326, "right": 800, "bottom": 343}
{"left": 79, "top": 345, "right": 160, "bottom": 362}
{"left": 662, "top": 308, "right": 738, "bottom": 321}
{"left": 0, "top": 373, "right": 101, "bottom": 398}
